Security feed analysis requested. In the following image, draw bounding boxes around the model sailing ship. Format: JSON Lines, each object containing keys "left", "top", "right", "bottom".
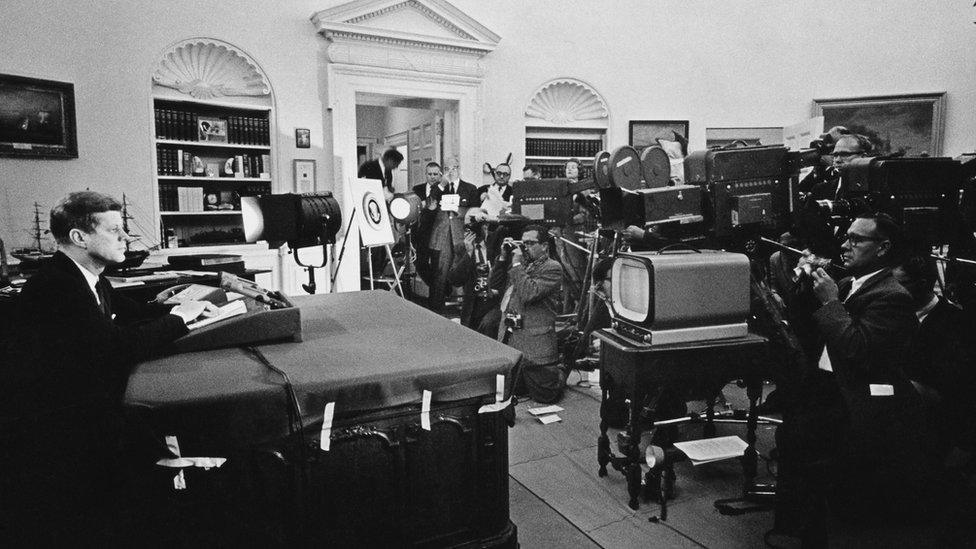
{"left": 10, "top": 202, "right": 56, "bottom": 267}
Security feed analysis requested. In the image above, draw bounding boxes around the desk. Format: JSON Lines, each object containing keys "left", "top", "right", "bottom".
{"left": 594, "top": 329, "right": 769, "bottom": 510}
{"left": 123, "top": 291, "right": 521, "bottom": 547}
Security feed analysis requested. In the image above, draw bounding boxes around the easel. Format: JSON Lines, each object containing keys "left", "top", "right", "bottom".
{"left": 330, "top": 206, "right": 405, "bottom": 298}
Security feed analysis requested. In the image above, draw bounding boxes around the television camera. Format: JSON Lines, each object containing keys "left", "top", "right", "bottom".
{"left": 522, "top": 139, "right": 975, "bottom": 347}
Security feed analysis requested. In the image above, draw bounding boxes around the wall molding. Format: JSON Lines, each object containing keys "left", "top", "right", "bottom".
{"left": 152, "top": 38, "right": 271, "bottom": 100}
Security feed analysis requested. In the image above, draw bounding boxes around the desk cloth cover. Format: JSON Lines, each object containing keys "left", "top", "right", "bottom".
{"left": 124, "top": 291, "right": 522, "bottom": 454}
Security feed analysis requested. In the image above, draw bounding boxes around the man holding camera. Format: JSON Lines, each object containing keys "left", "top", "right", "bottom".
{"left": 776, "top": 213, "right": 932, "bottom": 542}
{"left": 448, "top": 208, "right": 500, "bottom": 336}
{"left": 492, "top": 225, "right": 564, "bottom": 403}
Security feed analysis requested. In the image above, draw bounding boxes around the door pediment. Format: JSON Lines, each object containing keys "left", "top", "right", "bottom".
{"left": 312, "top": 0, "right": 499, "bottom": 75}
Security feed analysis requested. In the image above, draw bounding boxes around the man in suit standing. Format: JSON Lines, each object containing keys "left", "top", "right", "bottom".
{"left": 426, "top": 156, "right": 479, "bottom": 312}
{"left": 412, "top": 162, "right": 443, "bottom": 287}
{"left": 492, "top": 225, "right": 564, "bottom": 403}
{"left": 358, "top": 148, "right": 404, "bottom": 197}
{"left": 2, "top": 191, "right": 213, "bottom": 545}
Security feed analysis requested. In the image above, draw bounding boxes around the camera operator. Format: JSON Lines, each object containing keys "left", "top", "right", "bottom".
{"left": 447, "top": 208, "right": 502, "bottom": 337}
{"left": 775, "top": 212, "right": 935, "bottom": 542}
{"left": 806, "top": 133, "right": 872, "bottom": 201}
{"left": 492, "top": 224, "right": 564, "bottom": 403}
{"left": 894, "top": 253, "right": 976, "bottom": 465}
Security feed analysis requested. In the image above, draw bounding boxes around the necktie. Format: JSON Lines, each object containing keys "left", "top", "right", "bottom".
{"left": 838, "top": 278, "right": 853, "bottom": 302}
{"left": 95, "top": 279, "right": 111, "bottom": 318}
{"left": 448, "top": 183, "right": 455, "bottom": 194}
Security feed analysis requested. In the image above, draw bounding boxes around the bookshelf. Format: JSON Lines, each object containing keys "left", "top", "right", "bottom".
{"left": 152, "top": 98, "right": 274, "bottom": 248}
{"left": 524, "top": 127, "right": 606, "bottom": 180}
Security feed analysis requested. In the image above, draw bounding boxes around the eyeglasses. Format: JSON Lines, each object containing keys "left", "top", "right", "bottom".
{"left": 521, "top": 239, "right": 539, "bottom": 246}
{"left": 843, "top": 233, "right": 885, "bottom": 246}
{"left": 496, "top": 172, "right": 511, "bottom": 177}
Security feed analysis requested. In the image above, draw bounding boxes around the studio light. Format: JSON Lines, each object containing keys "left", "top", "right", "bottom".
{"left": 242, "top": 192, "right": 342, "bottom": 293}
{"left": 389, "top": 191, "right": 422, "bottom": 224}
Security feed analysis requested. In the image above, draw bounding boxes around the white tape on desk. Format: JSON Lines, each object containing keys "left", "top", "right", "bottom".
{"left": 162, "top": 436, "right": 186, "bottom": 490}
{"left": 320, "top": 402, "right": 335, "bottom": 451}
{"left": 495, "top": 374, "right": 505, "bottom": 403}
{"left": 478, "top": 397, "right": 513, "bottom": 414}
{"left": 421, "top": 390, "right": 432, "bottom": 431}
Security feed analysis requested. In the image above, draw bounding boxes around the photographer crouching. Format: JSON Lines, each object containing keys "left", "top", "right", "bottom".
{"left": 492, "top": 225, "right": 565, "bottom": 403}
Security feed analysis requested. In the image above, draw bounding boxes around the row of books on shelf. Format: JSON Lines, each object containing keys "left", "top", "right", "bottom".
{"left": 158, "top": 182, "right": 269, "bottom": 212}
{"left": 154, "top": 107, "right": 270, "bottom": 145}
{"left": 156, "top": 146, "right": 271, "bottom": 178}
{"left": 525, "top": 138, "right": 603, "bottom": 158}
{"left": 538, "top": 164, "right": 594, "bottom": 179}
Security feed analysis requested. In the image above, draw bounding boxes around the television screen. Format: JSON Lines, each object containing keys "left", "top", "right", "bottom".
{"left": 612, "top": 257, "right": 649, "bottom": 323}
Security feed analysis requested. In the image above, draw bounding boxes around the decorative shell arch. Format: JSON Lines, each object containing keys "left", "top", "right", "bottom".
{"left": 525, "top": 79, "right": 609, "bottom": 126}
{"left": 153, "top": 39, "right": 271, "bottom": 100}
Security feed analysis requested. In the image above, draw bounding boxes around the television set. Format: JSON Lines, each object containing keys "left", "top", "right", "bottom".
{"left": 610, "top": 250, "right": 751, "bottom": 345}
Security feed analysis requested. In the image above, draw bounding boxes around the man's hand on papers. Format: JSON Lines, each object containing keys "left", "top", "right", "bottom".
{"left": 171, "top": 300, "right": 218, "bottom": 323}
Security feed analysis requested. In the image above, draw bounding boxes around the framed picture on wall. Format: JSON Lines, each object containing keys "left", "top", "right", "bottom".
{"left": 629, "top": 120, "right": 689, "bottom": 154}
{"left": 705, "top": 127, "right": 783, "bottom": 149}
{"left": 293, "top": 159, "right": 316, "bottom": 193}
{"left": 813, "top": 92, "right": 946, "bottom": 156}
{"left": 0, "top": 74, "right": 78, "bottom": 158}
{"left": 295, "top": 128, "right": 311, "bottom": 149}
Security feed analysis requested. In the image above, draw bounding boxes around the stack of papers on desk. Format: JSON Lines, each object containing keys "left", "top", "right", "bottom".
{"left": 673, "top": 435, "right": 748, "bottom": 466}
{"left": 187, "top": 299, "right": 247, "bottom": 331}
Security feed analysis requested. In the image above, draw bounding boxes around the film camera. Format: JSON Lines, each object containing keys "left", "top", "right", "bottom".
{"left": 503, "top": 312, "right": 524, "bottom": 330}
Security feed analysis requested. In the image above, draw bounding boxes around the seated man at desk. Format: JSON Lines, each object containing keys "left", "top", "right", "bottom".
{"left": 1, "top": 191, "right": 213, "bottom": 545}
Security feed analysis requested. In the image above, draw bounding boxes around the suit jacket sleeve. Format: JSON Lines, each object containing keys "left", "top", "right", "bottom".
{"left": 812, "top": 290, "right": 916, "bottom": 377}
{"left": 447, "top": 245, "right": 473, "bottom": 287}
{"left": 509, "top": 260, "right": 561, "bottom": 305}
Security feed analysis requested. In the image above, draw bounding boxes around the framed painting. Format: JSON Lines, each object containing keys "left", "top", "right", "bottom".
{"left": 629, "top": 120, "right": 689, "bottom": 153}
{"left": 0, "top": 74, "right": 78, "bottom": 158}
{"left": 813, "top": 92, "right": 946, "bottom": 156}
{"left": 705, "top": 127, "right": 783, "bottom": 149}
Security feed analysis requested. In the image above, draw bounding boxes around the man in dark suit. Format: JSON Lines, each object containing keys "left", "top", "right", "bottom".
{"left": 426, "top": 156, "right": 479, "bottom": 311}
{"left": 894, "top": 253, "right": 976, "bottom": 461}
{"left": 775, "top": 213, "right": 930, "bottom": 543}
{"left": 447, "top": 208, "right": 498, "bottom": 336}
{"left": 1, "top": 191, "right": 211, "bottom": 545}
{"left": 358, "top": 148, "right": 404, "bottom": 196}
{"left": 492, "top": 225, "right": 564, "bottom": 403}
{"left": 477, "top": 162, "right": 514, "bottom": 204}
{"left": 412, "top": 161, "right": 443, "bottom": 287}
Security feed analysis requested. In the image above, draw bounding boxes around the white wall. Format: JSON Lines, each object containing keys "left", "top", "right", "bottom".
{"left": 0, "top": 0, "right": 330, "bottom": 250}
{"left": 2, "top": 0, "right": 975, "bottom": 251}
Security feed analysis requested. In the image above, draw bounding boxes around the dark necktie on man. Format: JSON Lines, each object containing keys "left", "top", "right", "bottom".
{"left": 448, "top": 182, "right": 455, "bottom": 194}
{"left": 95, "top": 279, "right": 112, "bottom": 318}
{"left": 837, "top": 277, "right": 853, "bottom": 303}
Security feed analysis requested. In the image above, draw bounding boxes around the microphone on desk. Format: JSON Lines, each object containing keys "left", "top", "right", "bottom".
{"left": 220, "top": 272, "right": 289, "bottom": 309}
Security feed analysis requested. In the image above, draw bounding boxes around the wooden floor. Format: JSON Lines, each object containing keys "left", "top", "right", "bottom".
{"left": 506, "top": 374, "right": 975, "bottom": 548}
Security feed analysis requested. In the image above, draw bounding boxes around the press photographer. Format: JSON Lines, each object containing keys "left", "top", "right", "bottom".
{"left": 448, "top": 208, "right": 501, "bottom": 337}
{"left": 492, "top": 225, "right": 564, "bottom": 403}
{"left": 774, "top": 212, "right": 939, "bottom": 544}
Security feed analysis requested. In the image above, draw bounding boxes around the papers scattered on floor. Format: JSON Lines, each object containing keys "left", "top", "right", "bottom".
{"left": 538, "top": 414, "right": 561, "bottom": 425}
{"left": 528, "top": 405, "right": 564, "bottom": 416}
{"left": 673, "top": 435, "right": 748, "bottom": 465}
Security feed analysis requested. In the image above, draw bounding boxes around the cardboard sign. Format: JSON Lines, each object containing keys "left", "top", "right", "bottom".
{"left": 350, "top": 178, "right": 395, "bottom": 246}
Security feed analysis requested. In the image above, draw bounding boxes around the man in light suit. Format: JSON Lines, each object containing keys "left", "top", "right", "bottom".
{"left": 426, "top": 157, "right": 479, "bottom": 312}
{"left": 492, "top": 224, "right": 564, "bottom": 403}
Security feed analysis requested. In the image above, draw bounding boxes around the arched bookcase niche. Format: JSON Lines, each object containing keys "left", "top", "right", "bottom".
{"left": 524, "top": 78, "right": 609, "bottom": 179}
